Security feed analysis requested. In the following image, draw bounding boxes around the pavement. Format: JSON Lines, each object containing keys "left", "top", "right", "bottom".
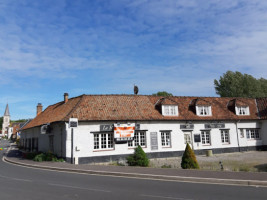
{"left": 4, "top": 144, "right": 267, "bottom": 187}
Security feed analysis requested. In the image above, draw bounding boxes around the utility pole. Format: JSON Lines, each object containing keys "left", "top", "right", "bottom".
{"left": 69, "top": 118, "right": 78, "bottom": 164}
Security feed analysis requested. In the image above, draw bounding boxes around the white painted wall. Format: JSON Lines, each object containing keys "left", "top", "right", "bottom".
{"left": 21, "top": 123, "right": 65, "bottom": 155}
{"left": 7, "top": 127, "right": 13, "bottom": 139}
{"left": 64, "top": 120, "right": 263, "bottom": 159}
{"left": 261, "top": 120, "right": 267, "bottom": 145}
{"left": 21, "top": 120, "right": 265, "bottom": 160}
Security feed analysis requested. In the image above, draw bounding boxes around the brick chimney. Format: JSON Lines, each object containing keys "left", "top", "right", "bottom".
{"left": 37, "top": 103, "right": 43, "bottom": 116}
{"left": 64, "top": 93, "right": 69, "bottom": 103}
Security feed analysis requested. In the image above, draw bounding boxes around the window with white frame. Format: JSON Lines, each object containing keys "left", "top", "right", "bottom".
{"left": 197, "top": 106, "right": 212, "bottom": 116}
{"left": 94, "top": 133, "right": 114, "bottom": 150}
{"left": 161, "top": 131, "right": 171, "bottom": 147}
{"left": 184, "top": 132, "right": 192, "bottom": 144}
{"left": 201, "top": 131, "right": 210, "bottom": 145}
{"left": 239, "top": 129, "right": 245, "bottom": 138}
{"left": 236, "top": 106, "right": 249, "bottom": 115}
{"left": 128, "top": 131, "right": 146, "bottom": 147}
{"left": 246, "top": 129, "right": 260, "bottom": 139}
{"left": 162, "top": 105, "right": 178, "bottom": 116}
{"left": 221, "top": 130, "right": 230, "bottom": 144}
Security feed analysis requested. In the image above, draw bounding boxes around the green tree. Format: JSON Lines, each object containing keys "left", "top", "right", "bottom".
{"left": 11, "top": 119, "right": 27, "bottom": 123}
{"left": 181, "top": 143, "right": 199, "bottom": 169}
{"left": 152, "top": 91, "right": 173, "bottom": 97}
{"left": 127, "top": 145, "right": 149, "bottom": 167}
{"left": 214, "top": 71, "right": 267, "bottom": 98}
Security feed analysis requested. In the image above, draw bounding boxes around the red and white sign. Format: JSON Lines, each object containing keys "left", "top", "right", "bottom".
{"left": 114, "top": 123, "right": 135, "bottom": 141}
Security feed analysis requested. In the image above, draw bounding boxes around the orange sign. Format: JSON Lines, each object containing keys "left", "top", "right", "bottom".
{"left": 114, "top": 123, "right": 135, "bottom": 139}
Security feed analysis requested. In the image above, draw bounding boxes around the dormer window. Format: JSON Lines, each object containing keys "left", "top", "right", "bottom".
{"left": 236, "top": 106, "right": 249, "bottom": 115}
{"left": 196, "top": 106, "right": 212, "bottom": 116}
{"left": 162, "top": 105, "right": 178, "bottom": 116}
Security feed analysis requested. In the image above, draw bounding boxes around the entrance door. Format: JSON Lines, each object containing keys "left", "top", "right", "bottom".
{"left": 183, "top": 131, "right": 193, "bottom": 149}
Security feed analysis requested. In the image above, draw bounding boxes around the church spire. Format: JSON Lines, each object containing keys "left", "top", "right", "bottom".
{"left": 4, "top": 104, "right": 10, "bottom": 116}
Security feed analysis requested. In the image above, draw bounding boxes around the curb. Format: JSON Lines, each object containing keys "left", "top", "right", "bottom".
{"left": 3, "top": 156, "right": 267, "bottom": 187}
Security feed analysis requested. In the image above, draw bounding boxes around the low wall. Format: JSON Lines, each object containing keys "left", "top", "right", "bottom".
{"left": 64, "top": 145, "right": 267, "bottom": 164}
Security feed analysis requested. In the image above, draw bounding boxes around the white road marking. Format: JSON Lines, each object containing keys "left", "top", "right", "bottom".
{"left": 141, "top": 194, "right": 193, "bottom": 200}
{"left": 0, "top": 174, "right": 32, "bottom": 182}
{"left": 48, "top": 183, "right": 111, "bottom": 193}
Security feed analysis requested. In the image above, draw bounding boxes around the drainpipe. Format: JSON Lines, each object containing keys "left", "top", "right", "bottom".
{"left": 235, "top": 120, "right": 241, "bottom": 152}
{"left": 71, "top": 127, "right": 74, "bottom": 164}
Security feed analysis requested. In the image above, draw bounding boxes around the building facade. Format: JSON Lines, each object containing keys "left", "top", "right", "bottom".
{"left": 21, "top": 94, "right": 267, "bottom": 164}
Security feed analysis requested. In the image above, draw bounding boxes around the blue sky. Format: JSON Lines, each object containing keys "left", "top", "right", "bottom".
{"left": 0, "top": 0, "right": 267, "bottom": 120}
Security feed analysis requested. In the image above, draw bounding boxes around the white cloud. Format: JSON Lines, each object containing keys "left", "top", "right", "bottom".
{"left": 0, "top": 0, "right": 267, "bottom": 113}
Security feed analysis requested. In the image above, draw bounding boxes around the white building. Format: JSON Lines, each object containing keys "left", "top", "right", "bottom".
{"left": 20, "top": 94, "right": 267, "bottom": 164}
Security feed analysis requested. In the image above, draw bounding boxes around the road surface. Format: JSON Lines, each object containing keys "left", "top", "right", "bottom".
{"left": 0, "top": 140, "right": 267, "bottom": 200}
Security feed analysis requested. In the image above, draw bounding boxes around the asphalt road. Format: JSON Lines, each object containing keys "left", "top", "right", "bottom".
{"left": 1, "top": 140, "right": 267, "bottom": 200}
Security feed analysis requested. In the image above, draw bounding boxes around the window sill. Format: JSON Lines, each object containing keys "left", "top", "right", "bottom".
{"left": 93, "top": 148, "right": 115, "bottom": 152}
{"left": 222, "top": 143, "right": 230, "bottom": 145}
{"left": 128, "top": 146, "right": 146, "bottom": 149}
{"left": 247, "top": 139, "right": 261, "bottom": 141}
{"left": 202, "top": 144, "right": 211, "bottom": 146}
{"left": 162, "top": 146, "right": 171, "bottom": 148}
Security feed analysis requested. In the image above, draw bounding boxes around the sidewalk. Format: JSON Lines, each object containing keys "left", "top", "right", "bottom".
{"left": 4, "top": 147, "right": 267, "bottom": 187}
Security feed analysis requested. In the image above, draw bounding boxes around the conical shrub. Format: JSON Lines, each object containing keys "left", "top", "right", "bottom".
{"left": 127, "top": 145, "right": 149, "bottom": 167}
{"left": 181, "top": 143, "right": 199, "bottom": 169}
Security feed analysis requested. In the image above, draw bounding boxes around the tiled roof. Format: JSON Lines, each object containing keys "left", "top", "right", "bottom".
{"left": 155, "top": 97, "right": 178, "bottom": 105}
{"left": 234, "top": 99, "right": 249, "bottom": 107}
{"left": 22, "top": 95, "right": 260, "bottom": 130}
{"left": 195, "top": 98, "right": 211, "bottom": 106}
{"left": 12, "top": 123, "right": 21, "bottom": 135}
{"left": 256, "top": 98, "right": 267, "bottom": 119}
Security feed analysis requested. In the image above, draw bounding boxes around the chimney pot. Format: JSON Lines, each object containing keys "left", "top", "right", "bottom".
{"left": 64, "top": 93, "right": 69, "bottom": 103}
{"left": 37, "top": 103, "right": 43, "bottom": 116}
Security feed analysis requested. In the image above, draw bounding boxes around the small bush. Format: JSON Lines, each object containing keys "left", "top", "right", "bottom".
{"left": 15, "top": 138, "right": 20, "bottom": 145}
{"left": 239, "top": 166, "right": 250, "bottom": 172}
{"left": 181, "top": 143, "right": 199, "bottom": 169}
{"left": 161, "top": 164, "right": 172, "bottom": 168}
{"left": 33, "top": 152, "right": 64, "bottom": 162}
{"left": 127, "top": 145, "right": 149, "bottom": 167}
{"left": 33, "top": 153, "right": 45, "bottom": 162}
{"left": 24, "top": 152, "right": 38, "bottom": 160}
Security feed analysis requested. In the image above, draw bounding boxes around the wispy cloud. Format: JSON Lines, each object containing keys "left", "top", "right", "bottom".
{"left": 0, "top": 0, "right": 267, "bottom": 119}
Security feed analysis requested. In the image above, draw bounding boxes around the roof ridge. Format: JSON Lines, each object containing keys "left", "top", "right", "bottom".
{"left": 47, "top": 94, "right": 85, "bottom": 107}
{"left": 63, "top": 94, "right": 85, "bottom": 121}
{"left": 80, "top": 94, "right": 257, "bottom": 99}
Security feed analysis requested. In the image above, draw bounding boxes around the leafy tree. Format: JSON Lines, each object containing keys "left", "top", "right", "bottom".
{"left": 152, "top": 91, "right": 173, "bottom": 97}
{"left": 214, "top": 71, "right": 267, "bottom": 98}
{"left": 127, "top": 145, "right": 149, "bottom": 167}
{"left": 181, "top": 143, "right": 199, "bottom": 169}
{"left": 11, "top": 119, "right": 27, "bottom": 123}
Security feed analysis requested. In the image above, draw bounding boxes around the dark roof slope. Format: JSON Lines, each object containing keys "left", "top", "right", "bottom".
{"left": 22, "top": 95, "right": 260, "bottom": 130}
{"left": 256, "top": 98, "right": 267, "bottom": 119}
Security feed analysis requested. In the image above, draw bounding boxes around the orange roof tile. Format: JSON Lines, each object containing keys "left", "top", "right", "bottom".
{"left": 156, "top": 97, "right": 179, "bottom": 105}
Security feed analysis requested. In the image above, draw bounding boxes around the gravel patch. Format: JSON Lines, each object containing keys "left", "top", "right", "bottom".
{"left": 149, "top": 151, "right": 267, "bottom": 172}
